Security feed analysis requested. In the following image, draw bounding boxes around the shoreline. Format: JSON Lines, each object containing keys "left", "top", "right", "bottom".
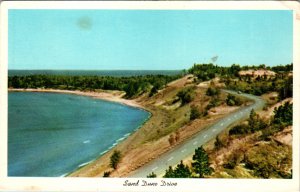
{"left": 8, "top": 88, "right": 145, "bottom": 110}
{"left": 8, "top": 87, "right": 153, "bottom": 177}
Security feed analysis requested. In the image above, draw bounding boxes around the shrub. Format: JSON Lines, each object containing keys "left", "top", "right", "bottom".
{"left": 177, "top": 87, "right": 195, "bottom": 105}
{"left": 206, "top": 97, "right": 221, "bottom": 110}
{"left": 229, "top": 124, "right": 249, "bottom": 135}
{"left": 175, "top": 130, "right": 180, "bottom": 142}
{"left": 168, "top": 134, "right": 175, "bottom": 146}
{"left": 226, "top": 94, "right": 242, "bottom": 106}
{"left": 110, "top": 150, "right": 121, "bottom": 170}
{"left": 190, "top": 105, "right": 200, "bottom": 120}
{"left": 206, "top": 87, "right": 220, "bottom": 96}
{"left": 147, "top": 172, "right": 157, "bottom": 178}
{"left": 103, "top": 171, "right": 111, "bottom": 177}
{"left": 244, "top": 143, "right": 292, "bottom": 178}
{"left": 223, "top": 153, "right": 241, "bottom": 169}
{"left": 214, "top": 135, "right": 225, "bottom": 149}
{"left": 223, "top": 159, "right": 237, "bottom": 169}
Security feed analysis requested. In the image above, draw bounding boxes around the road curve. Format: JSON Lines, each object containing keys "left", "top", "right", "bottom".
{"left": 128, "top": 90, "right": 266, "bottom": 177}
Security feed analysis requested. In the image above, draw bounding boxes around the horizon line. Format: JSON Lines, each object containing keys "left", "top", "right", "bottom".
{"left": 8, "top": 69, "right": 185, "bottom": 71}
{"left": 7, "top": 62, "right": 293, "bottom": 71}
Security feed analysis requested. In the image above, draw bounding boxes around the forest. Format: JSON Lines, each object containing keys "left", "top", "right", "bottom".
{"left": 8, "top": 63, "right": 292, "bottom": 99}
{"left": 8, "top": 74, "right": 181, "bottom": 98}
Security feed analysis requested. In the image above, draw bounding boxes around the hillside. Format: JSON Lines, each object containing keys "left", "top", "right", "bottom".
{"left": 203, "top": 98, "right": 293, "bottom": 179}
{"left": 148, "top": 64, "right": 293, "bottom": 179}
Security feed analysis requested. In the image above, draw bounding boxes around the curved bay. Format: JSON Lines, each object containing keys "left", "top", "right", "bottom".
{"left": 8, "top": 92, "right": 150, "bottom": 177}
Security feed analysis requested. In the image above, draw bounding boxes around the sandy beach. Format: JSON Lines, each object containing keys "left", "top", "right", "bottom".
{"left": 8, "top": 88, "right": 144, "bottom": 109}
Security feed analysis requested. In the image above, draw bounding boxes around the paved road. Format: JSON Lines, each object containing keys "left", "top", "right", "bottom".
{"left": 129, "top": 90, "right": 265, "bottom": 177}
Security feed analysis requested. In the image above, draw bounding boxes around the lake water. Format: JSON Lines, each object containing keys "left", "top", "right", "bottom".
{"left": 8, "top": 92, "right": 150, "bottom": 177}
{"left": 8, "top": 70, "right": 182, "bottom": 77}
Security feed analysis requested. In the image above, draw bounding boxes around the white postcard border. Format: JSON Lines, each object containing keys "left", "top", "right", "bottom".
{"left": 0, "top": 1, "right": 299, "bottom": 192}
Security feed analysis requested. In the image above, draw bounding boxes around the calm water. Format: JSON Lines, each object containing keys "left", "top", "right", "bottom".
{"left": 8, "top": 92, "right": 150, "bottom": 177}
{"left": 8, "top": 70, "right": 182, "bottom": 77}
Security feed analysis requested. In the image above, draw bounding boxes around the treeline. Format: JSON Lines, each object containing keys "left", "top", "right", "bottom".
{"left": 188, "top": 63, "right": 241, "bottom": 80}
{"left": 189, "top": 63, "right": 293, "bottom": 81}
{"left": 8, "top": 74, "right": 181, "bottom": 98}
{"left": 189, "top": 63, "right": 293, "bottom": 100}
{"left": 9, "top": 63, "right": 293, "bottom": 99}
{"left": 225, "top": 74, "right": 292, "bottom": 100}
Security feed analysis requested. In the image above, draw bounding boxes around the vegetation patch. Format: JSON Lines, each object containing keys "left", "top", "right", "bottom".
{"left": 189, "top": 63, "right": 292, "bottom": 101}
{"left": 176, "top": 87, "right": 195, "bottom": 105}
{"left": 110, "top": 150, "right": 121, "bottom": 170}
{"left": 245, "top": 142, "right": 292, "bottom": 178}
{"left": 206, "top": 101, "right": 293, "bottom": 179}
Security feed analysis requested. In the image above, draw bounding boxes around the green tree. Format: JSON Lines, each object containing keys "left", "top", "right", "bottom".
{"left": 149, "top": 84, "right": 158, "bottom": 97}
{"left": 103, "top": 171, "right": 111, "bottom": 177}
{"left": 226, "top": 94, "right": 242, "bottom": 106}
{"left": 124, "top": 81, "right": 140, "bottom": 98}
{"left": 229, "top": 64, "right": 241, "bottom": 77}
{"left": 163, "top": 161, "right": 192, "bottom": 178}
{"left": 177, "top": 87, "right": 195, "bottom": 105}
{"left": 192, "top": 146, "right": 213, "bottom": 178}
{"left": 147, "top": 172, "right": 157, "bottom": 178}
{"left": 273, "top": 102, "right": 293, "bottom": 125}
{"left": 110, "top": 150, "right": 121, "bottom": 170}
{"left": 163, "top": 166, "right": 175, "bottom": 178}
{"left": 173, "top": 161, "right": 192, "bottom": 178}
{"left": 248, "top": 109, "right": 267, "bottom": 132}
{"left": 248, "top": 109, "right": 257, "bottom": 128}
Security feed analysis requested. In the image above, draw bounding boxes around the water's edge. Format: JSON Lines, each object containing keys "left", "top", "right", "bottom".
{"left": 8, "top": 89, "right": 152, "bottom": 177}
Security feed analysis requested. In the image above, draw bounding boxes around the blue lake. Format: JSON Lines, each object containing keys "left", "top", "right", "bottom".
{"left": 8, "top": 69, "right": 182, "bottom": 77}
{"left": 8, "top": 92, "right": 150, "bottom": 177}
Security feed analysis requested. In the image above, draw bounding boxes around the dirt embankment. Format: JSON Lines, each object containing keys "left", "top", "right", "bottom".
{"left": 238, "top": 69, "right": 276, "bottom": 77}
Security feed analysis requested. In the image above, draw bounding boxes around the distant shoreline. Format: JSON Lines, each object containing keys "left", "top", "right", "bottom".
{"left": 8, "top": 69, "right": 183, "bottom": 77}
{"left": 8, "top": 88, "right": 145, "bottom": 110}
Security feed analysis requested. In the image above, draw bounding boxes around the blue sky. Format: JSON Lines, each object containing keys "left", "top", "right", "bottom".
{"left": 9, "top": 10, "right": 292, "bottom": 70}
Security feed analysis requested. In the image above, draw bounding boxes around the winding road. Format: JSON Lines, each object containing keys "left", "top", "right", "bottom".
{"left": 129, "top": 90, "right": 266, "bottom": 177}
